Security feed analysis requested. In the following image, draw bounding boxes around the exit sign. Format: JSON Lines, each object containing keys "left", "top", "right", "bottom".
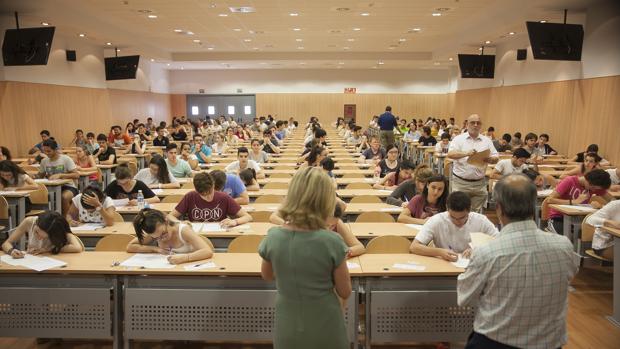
{"left": 344, "top": 87, "right": 356, "bottom": 94}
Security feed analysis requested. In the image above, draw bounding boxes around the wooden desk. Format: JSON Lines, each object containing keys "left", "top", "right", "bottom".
{"left": 601, "top": 226, "right": 620, "bottom": 327}
{"left": 34, "top": 178, "right": 72, "bottom": 214}
{"left": 336, "top": 189, "right": 392, "bottom": 199}
{"left": 0, "top": 189, "right": 36, "bottom": 229}
{"left": 97, "top": 164, "right": 117, "bottom": 188}
{"left": 549, "top": 204, "right": 597, "bottom": 253}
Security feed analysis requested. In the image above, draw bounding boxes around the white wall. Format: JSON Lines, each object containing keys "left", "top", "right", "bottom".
{"left": 169, "top": 68, "right": 452, "bottom": 94}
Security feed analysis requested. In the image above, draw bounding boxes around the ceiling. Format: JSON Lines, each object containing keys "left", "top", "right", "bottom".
{"left": 0, "top": 0, "right": 600, "bottom": 70}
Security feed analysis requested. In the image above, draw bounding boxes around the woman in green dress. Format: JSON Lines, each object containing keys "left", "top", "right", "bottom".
{"left": 258, "top": 167, "right": 351, "bottom": 349}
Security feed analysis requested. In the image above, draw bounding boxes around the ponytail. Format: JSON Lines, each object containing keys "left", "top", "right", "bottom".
{"left": 132, "top": 208, "right": 166, "bottom": 243}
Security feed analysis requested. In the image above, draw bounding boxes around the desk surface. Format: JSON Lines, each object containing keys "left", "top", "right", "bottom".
{"left": 601, "top": 226, "right": 620, "bottom": 238}
{"left": 549, "top": 204, "right": 597, "bottom": 216}
{"left": 357, "top": 254, "right": 462, "bottom": 276}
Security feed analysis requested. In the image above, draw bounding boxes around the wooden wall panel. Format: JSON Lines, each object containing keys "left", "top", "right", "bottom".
{"left": 107, "top": 89, "right": 171, "bottom": 127}
{"left": 170, "top": 94, "right": 187, "bottom": 118}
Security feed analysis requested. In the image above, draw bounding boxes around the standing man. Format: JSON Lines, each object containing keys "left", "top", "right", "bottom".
{"left": 458, "top": 174, "right": 578, "bottom": 348}
{"left": 447, "top": 114, "right": 499, "bottom": 212}
{"left": 377, "top": 106, "right": 398, "bottom": 148}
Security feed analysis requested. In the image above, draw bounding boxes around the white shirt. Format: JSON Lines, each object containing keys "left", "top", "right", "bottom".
{"left": 606, "top": 168, "right": 619, "bottom": 185}
{"left": 72, "top": 194, "right": 114, "bottom": 223}
{"left": 134, "top": 168, "right": 178, "bottom": 185}
{"left": 586, "top": 200, "right": 620, "bottom": 250}
{"left": 494, "top": 159, "right": 528, "bottom": 176}
{"left": 458, "top": 220, "right": 578, "bottom": 349}
{"left": 225, "top": 160, "right": 261, "bottom": 174}
{"left": 434, "top": 141, "right": 450, "bottom": 154}
{"left": 449, "top": 131, "right": 498, "bottom": 180}
{"left": 415, "top": 212, "right": 499, "bottom": 252}
{"left": 211, "top": 143, "right": 228, "bottom": 155}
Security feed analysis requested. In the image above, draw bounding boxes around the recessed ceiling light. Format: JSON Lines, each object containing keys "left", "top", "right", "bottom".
{"left": 449, "top": 57, "right": 453, "bottom": 61}
{"left": 207, "top": 47, "right": 215, "bottom": 50}
{"left": 478, "top": 47, "right": 483, "bottom": 51}
{"left": 413, "top": 28, "right": 422, "bottom": 32}
{"left": 193, "top": 39, "right": 201, "bottom": 43}
{"left": 167, "top": 63, "right": 170, "bottom": 66}
{"left": 244, "top": 38, "right": 252, "bottom": 42}
{"left": 297, "top": 46, "right": 304, "bottom": 49}
{"left": 434, "top": 62, "right": 440, "bottom": 65}
{"left": 353, "top": 28, "right": 361, "bottom": 31}
{"left": 41, "top": 22, "right": 50, "bottom": 26}
{"left": 233, "top": 28, "right": 241, "bottom": 32}
{"left": 218, "top": 13, "right": 228, "bottom": 17}
{"left": 378, "top": 61, "right": 384, "bottom": 65}
{"left": 338, "top": 62, "right": 344, "bottom": 65}
{"left": 343, "top": 46, "right": 350, "bottom": 50}
{"left": 181, "top": 67, "right": 184, "bottom": 70}
{"left": 147, "top": 14, "right": 158, "bottom": 19}
{"left": 347, "top": 38, "right": 355, "bottom": 42}
{"left": 509, "top": 31, "right": 515, "bottom": 35}
{"left": 150, "top": 58, "right": 154, "bottom": 62}
{"left": 399, "top": 38, "right": 406, "bottom": 42}
{"left": 106, "top": 42, "right": 112, "bottom": 46}
{"left": 540, "top": 20, "right": 547, "bottom": 23}
{"left": 79, "top": 33, "right": 86, "bottom": 37}
{"left": 187, "top": 31, "right": 194, "bottom": 35}
{"left": 485, "top": 40, "right": 491, "bottom": 44}
{"left": 293, "top": 27, "right": 301, "bottom": 31}
{"left": 299, "top": 62, "right": 306, "bottom": 65}
{"left": 360, "top": 12, "right": 370, "bottom": 16}
{"left": 289, "top": 12, "right": 299, "bottom": 16}
{"left": 229, "top": 6, "right": 256, "bottom": 13}
{"left": 116, "top": 48, "right": 120, "bottom": 52}
{"left": 295, "top": 38, "right": 303, "bottom": 42}
{"left": 174, "top": 29, "right": 183, "bottom": 33}
{"left": 432, "top": 13, "right": 442, "bottom": 17}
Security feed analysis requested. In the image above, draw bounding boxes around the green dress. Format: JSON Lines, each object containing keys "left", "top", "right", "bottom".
{"left": 258, "top": 226, "right": 349, "bottom": 349}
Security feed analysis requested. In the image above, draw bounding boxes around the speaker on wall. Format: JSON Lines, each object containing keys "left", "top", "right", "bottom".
{"left": 517, "top": 49, "right": 527, "bottom": 61}
{"left": 66, "top": 50, "right": 76, "bottom": 61}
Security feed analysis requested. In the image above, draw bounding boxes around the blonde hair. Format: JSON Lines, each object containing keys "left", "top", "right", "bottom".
{"left": 414, "top": 164, "right": 433, "bottom": 183}
{"left": 278, "top": 167, "right": 335, "bottom": 230}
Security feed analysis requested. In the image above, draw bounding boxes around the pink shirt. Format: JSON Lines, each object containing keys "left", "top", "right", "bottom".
{"left": 407, "top": 194, "right": 440, "bottom": 219}
{"left": 549, "top": 176, "right": 607, "bottom": 219}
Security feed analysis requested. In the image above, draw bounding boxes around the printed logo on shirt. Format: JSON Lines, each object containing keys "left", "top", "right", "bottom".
{"left": 191, "top": 204, "right": 224, "bottom": 221}
{"left": 45, "top": 164, "right": 66, "bottom": 176}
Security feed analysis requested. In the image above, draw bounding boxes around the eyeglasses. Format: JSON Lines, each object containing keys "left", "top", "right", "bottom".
{"left": 468, "top": 121, "right": 482, "bottom": 125}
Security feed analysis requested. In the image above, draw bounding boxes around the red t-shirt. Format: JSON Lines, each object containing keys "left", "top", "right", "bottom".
{"left": 549, "top": 176, "right": 607, "bottom": 219}
{"left": 406, "top": 194, "right": 440, "bottom": 219}
{"left": 174, "top": 191, "right": 241, "bottom": 222}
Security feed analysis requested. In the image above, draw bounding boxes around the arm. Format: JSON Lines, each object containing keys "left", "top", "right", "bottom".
{"left": 269, "top": 211, "right": 285, "bottom": 225}
{"left": 145, "top": 195, "right": 160, "bottom": 204}
{"left": 167, "top": 209, "right": 183, "bottom": 223}
{"left": 197, "top": 151, "right": 211, "bottom": 163}
{"left": 234, "top": 191, "right": 250, "bottom": 205}
{"left": 100, "top": 207, "right": 117, "bottom": 227}
{"left": 261, "top": 259, "right": 275, "bottom": 281}
{"left": 457, "top": 252, "right": 486, "bottom": 306}
{"left": 1, "top": 218, "right": 33, "bottom": 258}
{"left": 54, "top": 168, "right": 80, "bottom": 180}
{"left": 560, "top": 166, "right": 580, "bottom": 179}
{"left": 66, "top": 204, "right": 81, "bottom": 226}
{"left": 126, "top": 236, "right": 161, "bottom": 253}
{"left": 409, "top": 239, "right": 457, "bottom": 262}
{"left": 490, "top": 169, "right": 504, "bottom": 180}
{"left": 245, "top": 179, "right": 260, "bottom": 191}
{"left": 397, "top": 207, "right": 427, "bottom": 224}
{"left": 159, "top": 181, "right": 180, "bottom": 189}
{"left": 335, "top": 220, "right": 365, "bottom": 257}
{"left": 231, "top": 208, "right": 253, "bottom": 224}
{"left": 99, "top": 154, "right": 115, "bottom": 165}
{"left": 60, "top": 233, "right": 85, "bottom": 253}
{"left": 333, "top": 259, "right": 352, "bottom": 299}
{"left": 13, "top": 174, "right": 38, "bottom": 191}
{"left": 167, "top": 227, "right": 214, "bottom": 264}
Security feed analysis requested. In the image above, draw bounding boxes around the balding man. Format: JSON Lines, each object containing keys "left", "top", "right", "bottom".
{"left": 447, "top": 114, "right": 499, "bottom": 212}
{"left": 458, "top": 174, "right": 578, "bottom": 349}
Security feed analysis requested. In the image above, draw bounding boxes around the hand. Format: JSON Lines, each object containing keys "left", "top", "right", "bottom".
{"left": 467, "top": 149, "right": 477, "bottom": 157}
{"left": 401, "top": 202, "right": 408, "bottom": 208}
{"left": 10, "top": 249, "right": 25, "bottom": 259}
{"left": 155, "top": 247, "right": 172, "bottom": 255}
{"left": 462, "top": 248, "right": 472, "bottom": 258}
{"left": 82, "top": 193, "right": 102, "bottom": 209}
{"left": 68, "top": 219, "right": 81, "bottom": 227}
{"left": 128, "top": 199, "right": 138, "bottom": 206}
{"left": 220, "top": 218, "right": 237, "bottom": 228}
{"left": 49, "top": 174, "right": 62, "bottom": 180}
{"left": 167, "top": 254, "right": 188, "bottom": 264}
{"left": 27, "top": 247, "right": 48, "bottom": 255}
{"left": 574, "top": 193, "right": 589, "bottom": 205}
{"left": 591, "top": 201, "right": 603, "bottom": 209}
{"left": 438, "top": 249, "right": 458, "bottom": 262}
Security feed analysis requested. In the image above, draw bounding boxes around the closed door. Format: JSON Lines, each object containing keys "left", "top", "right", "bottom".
{"left": 186, "top": 95, "right": 256, "bottom": 124}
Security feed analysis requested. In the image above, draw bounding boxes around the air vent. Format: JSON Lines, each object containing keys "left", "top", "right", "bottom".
{"left": 435, "top": 7, "right": 450, "bottom": 12}
{"left": 229, "top": 7, "right": 256, "bottom": 13}
{"left": 329, "top": 29, "right": 342, "bottom": 34}
{"left": 336, "top": 7, "right": 351, "bottom": 12}
{"left": 264, "top": 44, "right": 274, "bottom": 48}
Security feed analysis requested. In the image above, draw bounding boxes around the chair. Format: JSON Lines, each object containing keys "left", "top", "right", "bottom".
{"left": 365, "top": 235, "right": 411, "bottom": 254}
{"left": 111, "top": 211, "right": 125, "bottom": 222}
{"left": 355, "top": 212, "right": 395, "bottom": 223}
{"left": 346, "top": 183, "right": 372, "bottom": 190}
{"left": 25, "top": 183, "right": 49, "bottom": 217}
{"left": 181, "top": 181, "right": 195, "bottom": 189}
{"left": 161, "top": 195, "right": 185, "bottom": 203}
{"left": 581, "top": 213, "right": 613, "bottom": 263}
{"left": 263, "top": 182, "right": 289, "bottom": 190}
{"left": 342, "top": 173, "right": 364, "bottom": 178}
{"left": 269, "top": 173, "right": 293, "bottom": 178}
{"left": 0, "top": 196, "right": 11, "bottom": 230}
{"left": 227, "top": 235, "right": 265, "bottom": 253}
{"left": 250, "top": 211, "right": 274, "bottom": 222}
{"left": 127, "top": 161, "right": 138, "bottom": 177}
{"left": 254, "top": 195, "right": 285, "bottom": 204}
{"left": 350, "top": 195, "right": 383, "bottom": 204}
{"left": 540, "top": 196, "right": 552, "bottom": 221}
{"left": 94, "top": 234, "right": 135, "bottom": 251}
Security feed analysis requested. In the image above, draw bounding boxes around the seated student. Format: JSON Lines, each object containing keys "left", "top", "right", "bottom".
{"left": 409, "top": 191, "right": 499, "bottom": 261}
{"left": 171, "top": 124, "right": 188, "bottom": 141}
{"left": 485, "top": 126, "right": 496, "bottom": 140}
{"left": 105, "top": 164, "right": 160, "bottom": 205}
{"left": 136, "top": 123, "right": 152, "bottom": 142}
{"left": 586, "top": 200, "right": 620, "bottom": 260}
{"left": 2, "top": 212, "right": 84, "bottom": 257}
{"left": 73, "top": 145, "right": 98, "bottom": 182}
{"left": 521, "top": 132, "right": 544, "bottom": 163}
{"left": 134, "top": 155, "right": 180, "bottom": 189}
{"left": 0, "top": 146, "right": 12, "bottom": 161}
{"left": 165, "top": 143, "right": 192, "bottom": 178}
{"left": 571, "top": 144, "right": 598, "bottom": 163}
{"left": 0, "top": 160, "right": 38, "bottom": 191}
{"left": 225, "top": 147, "right": 265, "bottom": 179}
{"left": 418, "top": 126, "right": 437, "bottom": 146}
{"left": 125, "top": 122, "right": 136, "bottom": 137}
{"left": 128, "top": 135, "right": 146, "bottom": 155}
{"left": 398, "top": 175, "right": 449, "bottom": 224}
{"left": 397, "top": 119, "right": 409, "bottom": 135}
{"left": 239, "top": 168, "right": 260, "bottom": 191}
{"left": 152, "top": 126, "right": 170, "bottom": 147}
{"left": 607, "top": 168, "right": 620, "bottom": 191}
{"left": 84, "top": 132, "right": 99, "bottom": 155}
{"left": 191, "top": 134, "right": 213, "bottom": 164}
{"left": 511, "top": 132, "right": 523, "bottom": 148}
{"left": 211, "top": 169, "right": 250, "bottom": 205}
{"left": 347, "top": 126, "right": 363, "bottom": 146}
{"left": 560, "top": 152, "right": 602, "bottom": 179}
{"left": 522, "top": 168, "right": 558, "bottom": 189}
{"left": 94, "top": 134, "right": 117, "bottom": 164}
{"left": 108, "top": 125, "right": 131, "bottom": 147}
{"left": 303, "top": 146, "right": 328, "bottom": 168}
{"left": 547, "top": 169, "right": 613, "bottom": 235}
{"left": 493, "top": 133, "right": 513, "bottom": 153}
{"left": 29, "top": 129, "right": 52, "bottom": 156}
{"left": 374, "top": 145, "right": 400, "bottom": 178}
{"left": 66, "top": 184, "right": 116, "bottom": 227}
{"left": 37, "top": 139, "right": 80, "bottom": 215}
{"left": 127, "top": 208, "right": 213, "bottom": 264}
{"left": 179, "top": 142, "right": 199, "bottom": 170}
{"left": 304, "top": 127, "right": 328, "bottom": 149}
{"left": 211, "top": 133, "right": 229, "bottom": 155}
{"left": 404, "top": 123, "right": 421, "bottom": 142}
{"left": 248, "top": 138, "right": 270, "bottom": 164}
{"left": 434, "top": 132, "right": 451, "bottom": 155}
{"left": 70, "top": 129, "right": 87, "bottom": 147}
{"left": 235, "top": 125, "right": 248, "bottom": 141}
{"left": 536, "top": 133, "right": 557, "bottom": 155}
{"left": 491, "top": 148, "right": 531, "bottom": 179}
{"left": 387, "top": 165, "right": 433, "bottom": 207}
{"left": 168, "top": 172, "right": 252, "bottom": 226}
{"left": 320, "top": 157, "right": 338, "bottom": 189}
{"left": 358, "top": 136, "right": 386, "bottom": 164}
{"left": 374, "top": 160, "right": 415, "bottom": 190}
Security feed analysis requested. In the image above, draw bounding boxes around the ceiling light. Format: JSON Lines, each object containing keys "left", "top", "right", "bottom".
{"left": 233, "top": 28, "right": 241, "bottom": 32}
{"left": 293, "top": 27, "right": 301, "bottom": 31}
{"left": 485, "top": 40, "right": 491, "bottom": 44}
{"left": 41, "top": 22, "right": 50, "bottom": 26}
{"left": 106, "top": 42, "right": 112, "bottom": 46}
{"left": 360, "top": 12, "right": 370, "bottom": 16}
{"left": 167, "top": 63, "right": 170, "bottom": 66}
{"left": 229, "top": 6, "right": 256, "bottom": 13}
{"left": 116, "top": 48, "right": 120, "bottom": 52}
{"left": 289, "top": 12, "right": 299, "bottom": 16}
{"left": 347, "top": 38, "right": 355, "bottom": 42}
{"left": 150, "top": 58, "right": 154, "bottom": 62}
{"left": 79, "top": 33, "right": 86, "bottom": 37}
{"left": 353, "top": 28, "right": 361, "bottom": 31}
{"left": 137, "top": 9, "right": 152, "bottom": 13}
{"left": 434, "top": 62, "right": 440, "bottom": 65}
{"left": 449, "top": 57, "right": 453, "bottom": 61}
{"left": 187, "top": 31, "right": 194, "bottom": 35}
{"left": 540, "top": 20, "right": 547, "bottom": 23}
{"left": 432, "top": 13, "right": 442, "bottom": 17}
{"left": 478, "top": 47, "right": 483, "bottom": 51}
{"left": 300, "top": 62, "right": 306, "bottom": 65}
{"left": 295, "top": 38, "right": 303, "bottom": 42}
{"left": 174, "top": 29, "right": 183, "bottom": 33}
{"left": 338, "top": 62, "right": 344, "bottom": 65}
{"left": 297, "top": 46, "right": 304, "bottom": 49}
{"left": 509, "top": 31, "right": 515, "bottom": 35}
{"left": 343, "top": 46, "right": 350, "bottom": 50}
{"left": 413, "top": 28, "right": 422, "bottom": 32}
{"left": 207, "top": 47, "right": 215, "bottom": 50}
{"left": 399, "top": 38, "right": 406, "bottom": 42}
{"left": 244, "top": 38, "right": 252, "bottom": 42}
{"left": 218, "top": 13, "right": 228, "bottom": 17}
{"left": 147, "top": 14, "right": 158, "bottom": 19}
{"left": 193, "top": 39, "right": 201, "bottom": 43}
{"left": 181, "top": 67, "right": 184, "bottom": 70}
{"left": 378, "top": 61, "right": 384, "bottom": 65}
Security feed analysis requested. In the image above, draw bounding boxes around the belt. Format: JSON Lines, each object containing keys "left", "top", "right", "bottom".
{"left": 452, "top": 172, "right": 484, "bottom": 182}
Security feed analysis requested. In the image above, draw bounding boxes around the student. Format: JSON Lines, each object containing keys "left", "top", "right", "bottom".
{"left": 191, "top": 134, "right": 213, "bottom": 164}
{"left": 136, "top": 123, "right": 152, "bottom": 142}
{"left": 522, "top": 132, "right": 544, "bottom": 163}
{"left": 434, "top": 132, "right": 451, "bottom": 155}
{"left": 179, "top": 142, "right": 199, "bottom": 170}
{"left": 409, "top": 191, "right": 499, "bottom": 261}
{"left": 0, "top": 160, "right": 38, "bottom": 191}
{"left": 0, "top": 146, "right": 12, "bottom": 161}
{"left": 225, "top": 147, "right": 265, "bottom": 178}
{"left": 511, "top": 132, "right": 523, "bottom": 148}
{"left": 560, "top": 152, "right": 602, "bottom": 179}
{"left": 127, "top": 208, "right": 213, "bottom": 264}
{"left": 74, "top": 145, "right": 98, "bottom": 182}
{"left": 403, "top": 123, "right": 421, "bottom": 142}
{"left": 397, "top": 119, "right": 409, "bottom": 134}
{"left": 258, "top": 167, "right": 351, "bottom": 348}
{"left": 320, "top": 157, "right": 338, "bottom": 189}
{"left": 536, "top": 133, "right": 557, "bottom": 155}
{"left": 164, "top": 143, "right": 192, "bottom": 178}
{"left": 108, "top": 125, "right": 131, "bottom": 146}
{"left": 239, "top": 168, "right": 260, "bottom": 191}
{"left": 105, "top": 165, "right": 160, "bottom": 205}
{"left": 211, "top": 170, "right": 250, "bottom": 205}
{"left": 2, "top": 212, "right": 84, "bottom": 257}
{"left": 145, "top": 117, "right": 156, "bottom": 132}
{"left": 152, "top": 126, "right": 170, "bottom": 147}
{"left": 522, "top": 168, "right": 558, "bottom": 189}
{"left": 248, "top": 138, "right": 270, "bottom": 164}
{"left": 347, "top": 126, "right": 363, "bottom": 146}
{"left": 66, "top": 184, "right": 116, "bottom": 227}
{"left": 417, "top": 126, "right": 437, "bottom": 146}
{"left": 607, "top": 168, "right": 620, "bottom": 191}
{"left": 171, "top": 124, "right": 188, "bottom": 141}
{"left": 586, "top": 200, "right": 620, "bottom": 260}
{"left": 386, "top": 165, "right": 433, "bottom": 207}
{"left": 485, "top": 126, "right": 496, "bottom": 140}
{"left": 398, "top": 175, "right": 449, "bottom": 224}
{"left": 547, "top": 169, "right": 613, "bottom": 235}
{"left": 168, "top": 172, "right": 252, "bottom": 226}
{"left": 127, "top": 135, "right": 147, "bottom": 155}
{"left": 70, "top": 129, "right": 86, "bottom": 147}
{"left": 29, "top": 129, "right": 52, "bottom": 155}
{"left": 125, "top": 122, "right": 136, "bottom": 137}
{"left": 358, "top": 136, "right": 386, "bottom": 164}
{"left": 374, "top": 145, "right": 400, "bottom": 178}
{"left": 38, "top": 139, "right": 80, "bottom": 215}
{"left": 373, "top": 160, "right": 415, "bottom": 190}
{"left": 572, "top": 144, "right": 599, "bottom": 163}
{"left": 491, "top": 148, "right": 531, "bottom": 179}
{"left": 84, "top": 132, "right": 100, "bottom": 155}
{"left": 492, "top": 133, "right": 513, "bottom": 153}
{"left": 94, "top": 134, "right": 117, "bottom": 164}
{"left": 211, "top": 133, "right": 229, "bottom": 155}
{"left": 134, "top": 155, "right": 180, "bottom": 189}
{"left": 234, "top": 125, "right": 248, "bottom": 141}
{"left": 303, "top": 146, "right": 328, "bottom": 168}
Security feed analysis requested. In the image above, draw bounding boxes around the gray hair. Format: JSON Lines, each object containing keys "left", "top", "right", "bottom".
{"left": 493, "top": 173, "right": 537, "bottom": 221}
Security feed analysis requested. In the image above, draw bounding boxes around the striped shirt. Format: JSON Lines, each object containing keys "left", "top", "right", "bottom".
{"left": 457, "top": 220, "right": 578, "bottom": 348}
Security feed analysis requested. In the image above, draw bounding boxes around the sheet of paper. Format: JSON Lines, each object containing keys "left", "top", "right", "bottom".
{"left": 346, "top": 261, "right": 360, "bottom": 269}
{"left": 392, "top": 263, "right": 426, "bottom": 271}
{"left": 151, "top": 189, "right": 164, "bottom": 195}
{"left": 380, "top": 208, "right": 400, "bottom": 213}
{"left": 0, "top": 190, "right": 18, "bottom": 195}
{"left": 466, "top": 149, "right": 491, "bottom": 168}
{"left": 183, "top": 261, "right": 217, "bottom": 271}
{"left": 364, "top": 178, "right": 377, "bottom": 183}
{"left": 1, "top": 254, "right": 67, "bottom": 272}
{"left": 71, "top": 223, "right": 105, "bottom": 231}
{"left": 405, "top": 224, "right": 425, "bottom": 230}
{"left": 190, "top": 223, "right": 204, "bottom": 232}
{"left": 377, "top": 190, "right": 393, "bottom": 194}
{"left": 202, "top": 223, "right": 227, "bottom": 232}
{"left": 34, "top": 179, "right": 47, "bottom": 183}
{"left": 120, "top": 254, "right": 176, "bottom": 269}
{"left": 112, "top": 198, "right": 129, "bottom": 207}
{"left": 555, "top": 204, "right": 596, "bottom": 212}
{"left": 451, "top": 255, "right": 470, "bottom": 268}
{"left": 537, "top": 189, "right": 554, "bottom": 197}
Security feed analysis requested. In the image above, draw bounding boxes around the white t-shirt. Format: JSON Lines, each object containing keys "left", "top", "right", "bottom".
{"left": 586, "top": 200, "right": 620, "bottom": 250}
{"left": 248, "top": 151, "right": 269, "bottom": 164}
{"left": 415, "top": 212, "right": 499, "bottom": 252}
{"left": 606, "top": 168, "right": 619, "bottom": 185}
{"left": 494, "top": 159, "right": 528, "bottom": 176}
{"left": 435, "top": 142, "right": 450, "bottom": 154}
{"left": 72, "top": 194, "right": 114, "bottom": 223}
{"left": 448, "top": 132, "right": 498, "bottom": 180}
{"left": 134, "top": 168, "right": 178, "bottom": 185}
{"left": 211, "top": 143, "right": 228, "bottom": 155}
{"left": 225, "top": 160, "right": 261, "bottom": 174}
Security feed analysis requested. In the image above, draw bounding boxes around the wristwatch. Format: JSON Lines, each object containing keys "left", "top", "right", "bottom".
{"left": 95, "top": 206, "right": 102, "bottom": 212}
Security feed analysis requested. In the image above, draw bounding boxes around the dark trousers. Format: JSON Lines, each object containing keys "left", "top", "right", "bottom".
{"left": 465, "top": 332, "right": 561, "bottom": 349}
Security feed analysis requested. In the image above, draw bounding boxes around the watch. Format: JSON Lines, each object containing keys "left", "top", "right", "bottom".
{"left": 95, "top": 206, "right": 102, "bottom": 212}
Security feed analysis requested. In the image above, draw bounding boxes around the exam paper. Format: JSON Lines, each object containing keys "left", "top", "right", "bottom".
{"left": 151, "top": 189, "right": 164, "bottom": 195}
{"left": 405, "top": 224, "right": 425, "bottom": 230}
{"left": 537, "top": 189, "right": 554, "bottom": 197}
{"left": 71, "top": 223, "right": 105, "bottom": 231}
{"left": 392, "top": 262, "right": 426, "bottom": 271}
{"left": 555, "top": 204, "right": 596, "bottom": 212}
{"left": 112, "top": 198, "right": 129, "bottom": 207}
{"left": 1, "top": 254, "right": 67, "bottom": 272}
{"left": 0, "top": 190, "right": 18, "bottom": 195}
{"left": 346, "top": 261, "right": 360, "bottom": 269}
{"left": 183, "top": 261, "right": 217, "bottom": 271}
{"left": 120, "top": 254, "right": 176, "bottom": 269}
{"left": 451, "top": 255, "right": 470, "bottom": 268}
{"left": 202, "top": 223, "right": 227, "bottom": 232}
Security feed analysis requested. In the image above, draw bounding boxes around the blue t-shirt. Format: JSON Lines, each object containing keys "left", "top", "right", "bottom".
{"left": 192, "top": 144, "right": 212, "bottom": 163}
{"left": 377, "top": 112, "right": 397, "bottom": 131}
{"left": 223, "top": 173, "right": 246, "bottom": 198}
{"left": 275, "top": 130, "right": 285, "bottom": 140}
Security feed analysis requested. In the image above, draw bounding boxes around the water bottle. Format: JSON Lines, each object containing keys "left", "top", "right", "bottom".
{"left": 137, "top": 190, "right": 145, "bottom": 210}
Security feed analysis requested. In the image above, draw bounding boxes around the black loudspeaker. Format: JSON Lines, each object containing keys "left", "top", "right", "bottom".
{"left": 66, "top": 50, "right": 76, "bottom": 61}
{"left": 517, "top": 49, "right": 527, "bottom": 61}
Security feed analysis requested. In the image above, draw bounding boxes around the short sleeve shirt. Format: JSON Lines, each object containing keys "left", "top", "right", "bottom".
{"left": 494, "top": 159, "right": 528, "bottom": 176}
{"left": 549, "top": 176, "right": 608, "bottom": 219}
{"left": 97, "top": 147, "right": 117, "bottom": 164}
{"left": 174, "top": 191, "right": 241, "bottom": 222}
{"left": 407, "top": 194, "right": 441, "bottom": 219}
{"left": 72, "top": 194, "right": 114, "bottom": 223}
{"left": 134, "top": 168, "right": 178, "bottom": 185}
{"left": 104, "top": 180, "right": 156, "bottom": 200}
{"left": 39, "top": 154, "right": 77, "bottom": 188}
{"left": 415, "top": 212, "right": 499, "bottom": 252}
{"left": 223, "top": 174, "right": 246, "bottom": 198}
{"left": 362, "top": 147, "right": 386, "bottom": 160}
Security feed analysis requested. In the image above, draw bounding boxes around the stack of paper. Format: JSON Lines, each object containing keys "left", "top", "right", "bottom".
{"left": 555, "top": 204, "right": 596, "bottom": 212}
{"left": 151, "top": 189, "right": 164, "bottom": 195}
{"left": 537, "top": 189, "right": 554, "bottom": 197}
{"left": 112, "top": 198, "right": 129, "bottom": 207}
{"left": 1, "top": 254, "right": 67, "bottom": 272}
{"left": 451, "top": 255, "right": 470, "bottom": 268}
{"left": 71, "top": 223, "right": 105, "bottom": 231}
{"left": 392, "top": 261, "right": 426, "bottom": 271}
{"left": 120, "top": 254, "right": 175, "bottom": 269}
{"left": 0, "top": 190, "right": 18, "bottom": 195}
{"left": 346, "top": 261, "right": 360, "bottom": 269}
